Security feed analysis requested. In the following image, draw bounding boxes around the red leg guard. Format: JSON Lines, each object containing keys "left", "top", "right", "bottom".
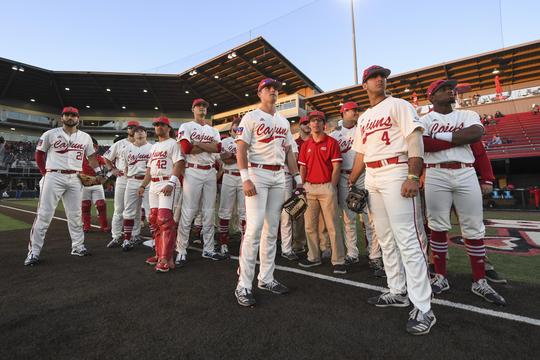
{"left": 218, "top": 218, "right": 230, "bottom": 245}
{"left": 429, "top": 230, "right": 448, "bottom": 276}
{"left": 464, "top": 238, "right": 486, "bottom": 282}
{"left": 81, "top": 200, "right": 92, "bottom": 231}
{"left": 123, "top": 219, "right": 135, "bottom": 241}
{"left": 95, "top": 199, "right": 110, "bottom": 232}
{"left": 157, "top": 208, "right": 175, "bottom": 261}
{"left": 149, "top": 208, "right": 160, "bottom": 256}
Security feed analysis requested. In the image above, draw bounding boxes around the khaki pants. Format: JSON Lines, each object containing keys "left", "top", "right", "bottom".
{"left": 304, "top": 182, "right": 345, "bottom": 265}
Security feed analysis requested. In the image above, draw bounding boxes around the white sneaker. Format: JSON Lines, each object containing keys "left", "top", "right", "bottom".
{"left": 175, "top": 253, "right": 187, "bottom": 267}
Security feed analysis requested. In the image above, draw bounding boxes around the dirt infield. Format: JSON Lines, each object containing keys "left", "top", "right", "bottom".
{"left": 1, "top": 204, "right": 539, "bottom": 359}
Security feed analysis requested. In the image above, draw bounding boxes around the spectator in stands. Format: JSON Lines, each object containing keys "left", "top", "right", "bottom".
{"left": 15, "top": 181, "right": 25, "bottom": 199}
{"left": 532, "top": 104, "right": 540, "bottom": 115}
{"left": 488, "top": 115, "right": 497, "bottom": 125}
{"left": 472, "top": 94, "right": 480, "bottom": 105}
{"left": 494, "top": 110, "right": 504, "bottom": 118}
{"left": 502, "top": 137, "right": 512, "bottom": 144}
{"left": 487, "top": 134, "right": 502, "bottom": 148}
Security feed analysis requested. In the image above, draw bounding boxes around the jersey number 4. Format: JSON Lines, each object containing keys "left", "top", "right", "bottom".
{"left": 381, "top": 131, "right": 391, "bottom": 145}
{"left": 155, "top": 159, "right": 167, "bottom": 169}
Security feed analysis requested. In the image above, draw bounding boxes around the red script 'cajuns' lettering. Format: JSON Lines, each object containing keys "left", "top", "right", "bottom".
{"left": 53, "top": 140, "right": 85, "bottom": 153}
{"left": 255, "top": 123, "right": 288, "bottom": 137}
{"left": 361, "top": 116, "right": 393, "bottom": 143}
{"left": 190, "top": 132, "right": 215, "bottom": 143}
{"left": 128, "top": 152, "right": 151, "bottom": 165}
{"left": 430, "top": 122, "right": 465, "bottom": 134}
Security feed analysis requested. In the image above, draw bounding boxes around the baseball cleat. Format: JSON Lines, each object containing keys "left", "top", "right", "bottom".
{"left": 471, "top": 279, "right": 506, "bottom": 306}
{"left": 155, "top": 262, "right": 170, "bottom": 273}
{"left": 106, "top": 238, "right": 121, "bottom": 248}
{"left": 175, "top": 253, "right": 187, "bottom": 268}
{"left": 485, "top": 269, "right": 507, "bottom": 284}
{"left": 24, "top": 252, "right": 39, "bottom": 266}
{"left": 368, "top": 291, "right": 410, "bottom": 307}
{"left": 71, "top": 246, "right": 90, "bottom": 257}
{"left": 430, "top": 274, "right": 450, "bottom": 295}
{"left": 122, "top": 240, "right": 134, "bottom": 252}
{"left": 145, "top": 255, "right": 158, "bottom": 266}
{"left": 235, "top": 287, "right": 256, "bottom": 307}
{"left": 281, "top": 251, "right": 299, "bottom": 261}
{"left": 406, "top": 307, "right": 437, "bottom": 335}
{"left": 344, "top": 255, "right": 360, "bottom": 265}
{"left": 333, "top": 265, "right": 348, "bottom": 274}
{"left": 258, "top": 280, "right": 289, "bottom": 295}
{"left": 298, "top": 258, "right": 322, "bottom": 268}
{"left": 202, "top": 251, "right": 227, "bottom": 261}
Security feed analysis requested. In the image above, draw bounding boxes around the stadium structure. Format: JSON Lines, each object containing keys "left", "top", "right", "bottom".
{"left": 1, "top": 37, "right": 539, "bottom": 208}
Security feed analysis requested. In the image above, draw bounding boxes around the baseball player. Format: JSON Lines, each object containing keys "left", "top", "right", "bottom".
{"left": 103, "top": 121, "right": 140, "bottom": 248}
{"left": 420, "top": 79, "right": 505, "bottom": 305}
{"left": 349, "top": 66, "right": 435, "bottom": 335}
{"left": 25, "top": 106, "right": 104, "bottom": 266}
{"left": 81, "top": 137, "right": 109, "bottom": 233}
{"left": 330, "top": 102, "right": 383, "bottom": 268}
{"left": 176, "top": 98, "right": 225, "bottom": 264}
{"left": 139, "top": 116, "right": 183, "bottom": 272}
{"left": 217, "top": 117, "right": 246, "bottom": 257}
{"left": 235, "top": 78, "right": 302, "bottom": 307}
{"left": 298, "top": 110, "right": 347, "bottom": 274}
{"left": 121, "top": 125, "right": 152, "bottom": 251}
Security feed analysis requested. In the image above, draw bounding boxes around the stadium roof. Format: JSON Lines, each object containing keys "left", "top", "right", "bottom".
{"left": 0, "top": 37, "right": 321, "bottom": 115}
{"left": 306, "top": 39, "right": 540, "bottom": 117}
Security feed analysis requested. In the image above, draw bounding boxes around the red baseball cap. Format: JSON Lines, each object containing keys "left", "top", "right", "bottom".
{"left": 362, "top": 65, "right": 391, "bottom": 84}
{"left": 62, "top": 106, "right": 79, "bottom": 115}
{"left": 192, "top": 98, "right": 209, "bottom": 108}
{"left": 127, "top": 120, "right": 140, "bottom": 127}
{"left": 427, "top": 79, "right": 458, "bottom": 99}
{"left": 152, "top": 116, "right": 171, "bottom": 127}
{"left": 308, "top": 110, "right": 326, "bottom": 121}
{"left": 257, "top": 78, "right": 282, "bottom": 92}
{"left": 340, "top": 101, "right": 359, "bottom": 113}
{"left": 299, "top": 115, "right": 309, "bottom": 124}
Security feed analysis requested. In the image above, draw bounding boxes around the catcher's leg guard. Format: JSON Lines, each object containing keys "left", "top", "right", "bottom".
{"left": 218, "top": 218, "right": 230, "bottom": 245}
{"left": 149, "top": 208, "right": 160, "bottom": 256}
{"left": 82, "top": 200, "right": 92, "bottom": 232}
{"left": 157, "top": 209, "right": 175, "bottom": 261}
{"left": 95, "top": 199, "right": 110, "bottom": 232}
{"left": 123, "top": 219, "right": 135, "bottom": 241}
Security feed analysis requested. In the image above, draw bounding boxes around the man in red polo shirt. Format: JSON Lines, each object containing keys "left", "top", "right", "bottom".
{"left": 298, "top": 111, "right": 347, "bottom": 274}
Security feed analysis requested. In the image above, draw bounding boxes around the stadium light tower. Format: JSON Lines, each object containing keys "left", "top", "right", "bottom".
{"left": 350, "top": 0, "right": 359, "bottom": 84}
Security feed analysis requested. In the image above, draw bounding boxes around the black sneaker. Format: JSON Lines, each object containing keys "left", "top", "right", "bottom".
{"left": 344, "top": 255, "right": 360, "bottom": 265}
{"left": 24, "top": 252, "right": 39, "bottom": 266}
{"left": 406, "top": 307, "right": 437, "bottom": 335}
{"left": 471, "top": 279, "right": 506, "bottom": 306}
{"left": 235, "top": 287, "right": 256, "bottom": 307}
{"left": 281, "top": 251, "right": 299, "bottom": 261}
{"left": 368, "top": 291, "right": 410, "bottom": 307}
{"left": 258, "top": 280, "right": 289, "bottom": 294}
{"left": 430, "top": 274, "right": 450, "bottom": 295}
{"left": 485, "top": 269, "right": 507, "bottom": 284}
{"left": 333, "top": 264, "right": 348, "bottom": 274}
{"left": 298, "top": 258, "right": 322, "bottom": 268}
{"left": 70, "top": 246, "right": 90, "bottom": 257}
{"left": 122, "top": 240, "right": 134, "bottom": 252}
{"left": 202, "top": 251, "right": 227, "bottom": 261}
{"left": 106, "top": 238, "right": 121, "bottom": 248}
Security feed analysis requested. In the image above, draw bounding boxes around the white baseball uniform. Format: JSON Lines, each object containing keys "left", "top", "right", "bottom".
{"left": 29, "top": 128, "right": 94, "bottom": 256}
{"left": 420, "top": 110, "right": 485, "bottom": 239}
{"left": 352, "top": 96, "right": 432, "bottom": 313}
{"left": 148, "top": 139, "right": 183, "bottom": 211}
{"left": 104, "top": 138, "right": 141, "bottom": 240}
{"left": 279, "top": 132, "right": 299, "bottom": 255}
{"left": 236, "top": 108, "right": 291, "bottom": 291}
{"left": 122, "top": 142, "right": 152, "bottom": 227}
{"left": 176, "top": 121, "right": 221, "bottom": 256}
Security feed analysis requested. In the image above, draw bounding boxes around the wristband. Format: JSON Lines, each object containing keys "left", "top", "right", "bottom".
{"left": 169, "top": 175, "right": 179, "bottom": 184}
{"left": 293, "top": 174, "right": 302, "bottom": 185}
{"left": 407, "top": 174, "right": 420, "bottom": 182}
{"left": 93, "top": 166, "right": 102, "bottom": 174}
{"left": 434, "top": 132, "right": 453, "bottom": 143}
{"left": 240, "top": 169, "right": 250, "bottom": 182}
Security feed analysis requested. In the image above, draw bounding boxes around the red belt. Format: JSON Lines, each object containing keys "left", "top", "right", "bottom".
{"left": 425, "top": 162, "right": 473, "bottom": 169}
{"left": 249, "top": 163, "right": 283, "bottom": 171}
{"left": 131, "top": 175, "right": 145, "bottom": 180}
{"left": 365, "top": 156, "right": 407, "bottom": 169}
{"left": 224, "top": 170, "right": 240, "bottom": 176}
{"left": 47, "top": 169, "right": 78, "bottom": 174}
{"left": 187, "top": 162, "right": 212, "bottom": 170}
{"left": 151, "top": 176, "right": 170, "bottom": 182}
{"left": 341, "top": 169, "right": 352, "bottom": 174}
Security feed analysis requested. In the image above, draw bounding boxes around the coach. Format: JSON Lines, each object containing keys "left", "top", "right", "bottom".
{"left": 298, "top": 111, "right": 347, "bottom": 274}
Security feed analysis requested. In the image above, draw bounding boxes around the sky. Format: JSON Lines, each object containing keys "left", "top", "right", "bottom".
{"left": 2, "top": 0, "right": 540, "bottom": 92}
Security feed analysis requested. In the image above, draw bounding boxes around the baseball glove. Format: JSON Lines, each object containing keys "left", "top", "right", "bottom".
{"left": 346, "top": 186, "right": 369, "bottom": 213}
{"left": 78, "top": 173, "right": 102, "bottom": 186}
{"left": 283, "top": 191, "right": 307, "bottom": 220}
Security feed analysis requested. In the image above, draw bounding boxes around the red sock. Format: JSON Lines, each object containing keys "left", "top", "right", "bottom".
{"left": 429, "top": 230, "right": 448, "bottom": 276}
{"left": 123, "top": 219, "right": 135, "bottom": 241}
{"left": 81, "top": 200, "right": 92, "bottom": 230}
{"left": 95, "top": 200, "right": 109, "bottom": 230}
{"left": 464, "top": 238, "right": 486, "bottom": 282}
{"left": 218, "top": 218, "right": 230, "bottom": 245}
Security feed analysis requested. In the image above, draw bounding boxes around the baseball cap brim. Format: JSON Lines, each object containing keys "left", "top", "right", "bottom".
{"left": 258, "top": 79, "right": 282, "bottom": 92}
{"left": 362, "top": 66, "right": 391, "bottom": 83}
{"left": 428, "top": 80, "right": 458, "bottom": 98}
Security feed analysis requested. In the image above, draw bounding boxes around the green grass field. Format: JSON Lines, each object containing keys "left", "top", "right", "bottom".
{"left": 1, "top": 198, "right": 538, "bottom": 284}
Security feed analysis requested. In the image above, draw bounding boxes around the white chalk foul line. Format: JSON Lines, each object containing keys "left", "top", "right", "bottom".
{"left": 2, "top": 203, "right": 540, "bottom": 327}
